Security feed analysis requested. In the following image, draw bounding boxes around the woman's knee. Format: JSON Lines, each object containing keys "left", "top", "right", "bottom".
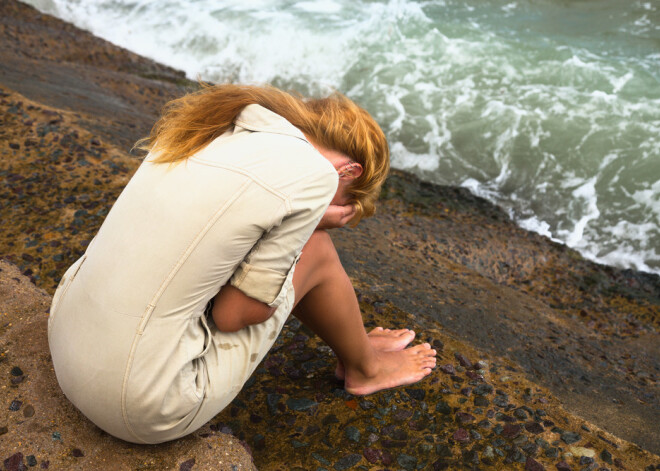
{"left": 303, "top": 230, "right": 339, "bottom": 267}
{"left": 293, "top": 230, "right": 342, "bottom": 299}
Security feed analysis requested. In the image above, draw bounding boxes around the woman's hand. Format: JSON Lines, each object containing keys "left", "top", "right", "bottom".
{"left": 317, "top": 203, "right": 356, "bottom": 230}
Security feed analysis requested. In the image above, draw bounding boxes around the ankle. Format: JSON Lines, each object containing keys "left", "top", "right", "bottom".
{"left": 343, "top": 349, "right": 380, "bottom": 379}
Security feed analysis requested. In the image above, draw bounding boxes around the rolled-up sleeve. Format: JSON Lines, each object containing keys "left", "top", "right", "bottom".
{"left": 230, "top": 166, "right": 338, "bottom": 307}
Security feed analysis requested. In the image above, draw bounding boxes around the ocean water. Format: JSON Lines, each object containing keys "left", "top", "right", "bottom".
{"left": 24, "top": 0, "right": 660, "bottom": 274}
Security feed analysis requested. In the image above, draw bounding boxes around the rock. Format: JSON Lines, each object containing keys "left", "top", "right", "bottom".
{"left": 474, "top": 384, "right": 494, "bottom": 396}
{"left": 439, "top": 364, "right": 456, "bottom": 375}
{"left": 570, "top": 446, "right": 596, "bottom": 458}
{"left": 494, "top": 395, "right": 509, "bottom": 407}
{"left": 344, "top": 426, "right": 360, "bottom": 443}
{"left": 363, "top": 448, "right": 381, "bottom": 464}
{"left": 10, "top": 367, "right": 23, "bottom": 376}
{"left": 333, "top": 453, "right": 361, "bottom": 470}
{"left": 179, "top": 458, "right": 195, "bottom": 471}
{"left": 454, "top": 352, "right": 473, "bottom": 368}
{"left": 435, "top": 401, "right": 451, "bottom": 414}
{"left": 502, "top": 424, "right": 523, "bottom": 439}
{"left": 600, "top": 449, "right": 613, "bottom": 464}
{"left": 482, "top": 446, "right": 495, "bottom": 463}
{"left": 405, "top": 388, "right": 426, "bottom": 400}
{"left": 562, "top": 431, "right": 582, "bottom": 444}
{"left": 286, "top": 397, "right": 318, "bottom": 411}
{"left": 397, "top": 454, "right": 418, "bottom": 470}
{"left": 580, "top": 456, "right": 594, "bottom": 465}
{"left": 22, "top": 405, "right": 34, "bottom": 418}
{"left": 515, "top": 408, "right": 529, "bottom": 420}
{"left": 526, "top": 457, "right": 545, "bottom": 471}
{"left": 3, "top": 452, "right": 24, "bottom": 471}
{"left": 556, "top": 461, "right": 571, "bottom": 471}
{"left": 455, "top": 412, "right": 475, "bottom": 424}
{"left": 0, "top": 261, "right": 256, "bottom": 470}
{"left": 453, "top": 428, "right": 470, "bottom": 444}
{"left": 526, "top": 422, "right": 545, "bottom": 434}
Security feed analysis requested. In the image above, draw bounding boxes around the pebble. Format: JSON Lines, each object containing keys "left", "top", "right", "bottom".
{"left": 359, "top": 400, "right": 375, "bottom": 410}
{"left": 482, "top": 446, "right": 495, "bottom": 463}
{"left": 405, "top": 388, "right": 425, "bottom": 400}
{"left": 9, "top": 400, "right": 22, "bottom": 411}
{"left": 0, "top": 426, "right": 7, "bottom": 436}
{"left": 493, "top": 395, "right": 509, "bottom": 407}
{"left": 71, "top": 449, "right": 84, "bottom": 458}
{"left": 474, "top": 384, "right": 494, "bottom": 396}
{"left": 526, "top": 422, "right": 545, "bottom": 434}
{"left": 515, "top": 408, "right": 529, "bottom": 420}
{"left": 545, "top": 448, "right": 559, "bottom": 458}
{"left": 26, "top": 455, "right": 37, "bottom": 467}
{"left": 435, "top": 401, "right": 451, "bottom": 414}
{"left": 3, "top": 453, "right": 24, "bottom": 471}
{"left": 525, "top": 457, "right": 545, "bottom": 471}
{"left": 23, "top": 405, "right": 35, "bottom": 417}
{"left": 452, "top": 428, "right": 470, "bottom": 444}
{"left": 474, "top": 396, "right": 490, "bottom": 407}
{"left": 600, "top": 449, "right": 613, "bottom": 464}
{"left": 556, "top": 462, "right": 571, "bottom": 471}
{"left": 333, "top": 453, "right": 361, "bottom": 470}
{"left": 439, "top": 364, "right": 456, "bottom": 375}
{"left": 10, "top": 366, "right": 24, "bottom": 376}
{"left": 344, "top": 426, "right": 360, "bottom": 443}
{"left": 179, "top": 458, "right": 195, "bottom": 471}
{"left": 455, "top": 412, "right": 475, "bottom": 424}
{"left": 570, "top": 447, "right": 596, "bottom": 458}
{"left": 362, "top": 448, "right": 380, "bottom": 464}
{"left": 561, "top": 431, "right": 582, "bottom": 444}
{"left": 502, "top": 424, "right": 522, "bottom": 439}
{"left": 312, "top": 452, "right": 330, "bottom": 466}
{"left": 286, "top": 397, "right": 317, "bottom": 411}
{"left": 454, "top": 352, "right": 473, "bottom": 368}
{"left": 397, "top": 454, "right": 418, "bottom": 470}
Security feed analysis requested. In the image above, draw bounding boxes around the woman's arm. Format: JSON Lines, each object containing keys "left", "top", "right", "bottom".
{"left": 211, "top": 284, "right": 275, "bottom": 332}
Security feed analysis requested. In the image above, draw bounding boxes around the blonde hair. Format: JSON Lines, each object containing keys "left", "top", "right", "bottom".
{"left": 137, "top": 83, "right": 389, "bottom": 224}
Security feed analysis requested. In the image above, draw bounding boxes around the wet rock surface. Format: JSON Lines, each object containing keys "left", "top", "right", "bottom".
{"left": 1, "top": 1, "right": 659, "bottom": 469}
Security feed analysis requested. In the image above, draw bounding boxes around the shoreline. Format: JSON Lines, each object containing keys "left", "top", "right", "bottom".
{"left": 20, "top": 0, "right": 660, "bottom": 280}
{"left": 1, "top": 1, "right": 658, "bottom": 469}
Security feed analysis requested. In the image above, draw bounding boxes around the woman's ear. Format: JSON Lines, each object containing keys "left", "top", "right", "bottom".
{"left": 337, "top": 161, "right": 363, "bottom": 180}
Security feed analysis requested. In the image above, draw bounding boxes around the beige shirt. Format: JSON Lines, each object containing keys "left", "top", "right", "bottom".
{"left": 48, "top": 104, "right": 338, "bottom": 443}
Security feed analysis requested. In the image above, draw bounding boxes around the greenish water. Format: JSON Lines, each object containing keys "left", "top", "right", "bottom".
{"left": 25, "top": 0, "right": 660, "bottom": 274}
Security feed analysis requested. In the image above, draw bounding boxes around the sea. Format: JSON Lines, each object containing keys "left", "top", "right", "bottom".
{"left": 22, "top": 0, "right": 660, "bottom": 275}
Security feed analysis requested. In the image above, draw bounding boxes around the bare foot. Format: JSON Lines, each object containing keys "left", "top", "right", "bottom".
{"left": 343, "top": 343, "right": 437, "bottom": 395}
{"left": 335, "top": 328, "right": 415, "bottom": 379}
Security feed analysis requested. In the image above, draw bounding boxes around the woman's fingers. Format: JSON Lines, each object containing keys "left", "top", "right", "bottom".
{"left": 317, "top": 203, "right": 356, "bottom": 230}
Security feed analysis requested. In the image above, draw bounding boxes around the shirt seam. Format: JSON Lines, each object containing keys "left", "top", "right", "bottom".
{"left": 120, "top": 178, "right": 252, "bottom": 442}
{"left": 233, "top": 117, "right": 310, "bottom": 144}
{"left": 188, "top": 157, "right": 293, "bottom": 215}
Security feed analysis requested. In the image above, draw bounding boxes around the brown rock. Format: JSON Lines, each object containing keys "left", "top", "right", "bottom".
{"left": 0, "top": 261, "right": 255, "bottom": 471}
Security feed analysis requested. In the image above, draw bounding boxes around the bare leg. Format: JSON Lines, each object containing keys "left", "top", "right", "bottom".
{"left": 292, "top": 230, "right": 436, "bottom": 395}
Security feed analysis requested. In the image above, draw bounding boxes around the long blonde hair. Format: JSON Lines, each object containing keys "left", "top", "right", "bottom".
{"left": 137, "top": 83, "right": 390, "bottom": 223}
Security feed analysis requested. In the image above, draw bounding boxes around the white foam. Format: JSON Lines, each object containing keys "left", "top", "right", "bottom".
{"left": 21, "top": 0, "right": 660, "bottom": 275}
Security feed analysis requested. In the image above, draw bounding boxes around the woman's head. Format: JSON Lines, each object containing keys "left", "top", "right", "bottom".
{"left": 139, "top": 84, "right": 389, "bottom": 224}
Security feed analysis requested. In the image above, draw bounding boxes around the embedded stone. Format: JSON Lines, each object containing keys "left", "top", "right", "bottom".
{"left": 453, "top": 428, "right": 470, "bottom": 444}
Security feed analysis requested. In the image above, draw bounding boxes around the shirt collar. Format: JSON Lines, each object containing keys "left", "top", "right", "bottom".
{"left": 234, "top": 104, "right": 310, "bottom": 144}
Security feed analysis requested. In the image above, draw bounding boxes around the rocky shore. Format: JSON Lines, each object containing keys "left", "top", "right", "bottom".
{"left": 1, "top": 1, "right": 658, "bottom": 470}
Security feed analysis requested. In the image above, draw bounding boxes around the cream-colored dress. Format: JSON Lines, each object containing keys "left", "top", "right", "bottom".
{"left": 48, "top": 105, "right": 338, "bottom": 444}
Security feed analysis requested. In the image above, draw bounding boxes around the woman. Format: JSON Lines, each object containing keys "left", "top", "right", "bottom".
{"left": 48, "top": 84, "right": 437, "bottom": 444}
